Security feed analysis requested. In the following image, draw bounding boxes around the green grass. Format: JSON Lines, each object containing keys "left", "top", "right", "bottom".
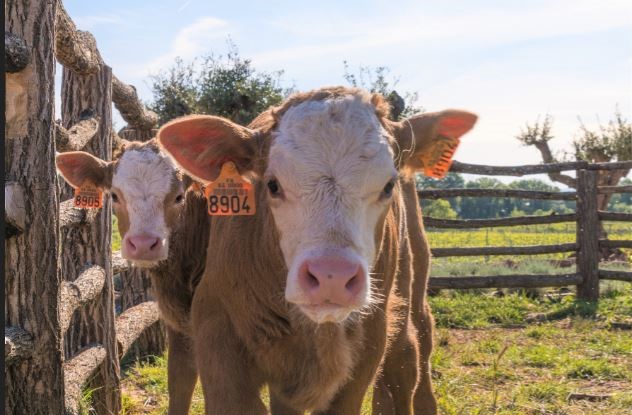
{"left": 112, "top": 216, "right": 121, "bottom": 252}
{"left": 114, "top": 224, "right": 631, "bottom": 414}
{"left": 119, "top": 287, "right": 632, "bottom": 414}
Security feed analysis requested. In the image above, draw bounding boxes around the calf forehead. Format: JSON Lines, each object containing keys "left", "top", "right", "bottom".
{"left": 112, "top": 148, "right": 177, "bottom": 199}
{"left": 270, "top": 95, "right": 394, "bottom": 187}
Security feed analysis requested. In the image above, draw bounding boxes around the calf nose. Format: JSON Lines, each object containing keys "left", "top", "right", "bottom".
{"left": 298, "top": 257, "right": 365, "bottom": 307}
{"left": 124, "top": 234, "right": 163, "bottom": 260}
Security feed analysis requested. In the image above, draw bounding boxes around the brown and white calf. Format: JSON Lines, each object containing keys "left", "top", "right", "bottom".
{"left": 56, "top": 140, "right": 210, "bottom": 414}
{"left": 158, "top": 87, "right": 477, "bottom": 414}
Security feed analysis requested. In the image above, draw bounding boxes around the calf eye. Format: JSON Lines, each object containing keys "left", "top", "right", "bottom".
{"left": 381, "top": 180, "right": 396, "bottom": 199}
{"left": 267, "top": 179, "right": 282, "bottom": 198}
{"left": 111, "top": 192, "right": 119, "bottom": 203}
{"left": 175, "top": 194, "right": 184, "bottom": 204}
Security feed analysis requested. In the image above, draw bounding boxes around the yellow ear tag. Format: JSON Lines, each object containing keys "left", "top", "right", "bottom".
{"left": 420, "top": 135, "right": 461, "bottom": 179}
{"left": 73, "top": 181, "right": 103, "bottom": 209}
{"left": 204, "top": 162, "right": 256, "bottom": 216}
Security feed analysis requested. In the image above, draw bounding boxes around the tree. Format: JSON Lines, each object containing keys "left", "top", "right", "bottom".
{"left": 149, "top": 58, "right": 199, "bottom": 125}
{"left": 508, "top": 179, "right": 560, "bottom": 214}
{"left": 416, "top": 172, "right": 465, "bottom": 213}
{"left": 421, "top": 199, "right": 458, "bottom": 220}
{"left": 150, "top": 41, "right": 291, "bottom": 126}
{"left": 343, "top": 62, "right": 423, "bottom": 120}
{"left": 516, "top": 111, "right": 631, "bottom": 257}
{"left": 460, "top": 177, "right": 510, "bottom": 219}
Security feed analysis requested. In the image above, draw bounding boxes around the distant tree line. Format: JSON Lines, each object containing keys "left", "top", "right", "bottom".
{"left": 416, "top": 174, "right": 632, "bottom": 219}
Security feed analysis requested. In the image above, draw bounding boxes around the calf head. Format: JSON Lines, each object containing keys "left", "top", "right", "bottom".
{"left": 158, "top": 87, "right": 477, "bottom": 323}
{"left": 56, "top": 141, "right": 192, "bottom": 267}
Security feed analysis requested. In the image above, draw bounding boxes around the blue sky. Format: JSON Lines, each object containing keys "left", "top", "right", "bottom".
{"left": 61, "top": 0, "right": 632, "bottom": 169}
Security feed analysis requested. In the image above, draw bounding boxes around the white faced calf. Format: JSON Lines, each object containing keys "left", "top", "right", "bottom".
{"left": 56, "top": 141, "right": 189, "bottom": 266}
{"left": 156, "top": 87, "right": 477, "bottom": 414}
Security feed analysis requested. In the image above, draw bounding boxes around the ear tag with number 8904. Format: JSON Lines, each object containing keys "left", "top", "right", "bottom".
{"left": 204, "top": 162, "right": 256, "bottom": 216}
{"left": 73, "top": 181, "right": 103, "bottom": 209}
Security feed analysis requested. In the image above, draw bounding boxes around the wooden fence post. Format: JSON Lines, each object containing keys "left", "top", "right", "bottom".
{"left": 59, "top": 64, "right": 121, "bottom": 414}
{"left": 4, "top": 1, "right": 66, "bottom": 413}
{"left": 576, "top": 169, "right": 600, "bottom": 301}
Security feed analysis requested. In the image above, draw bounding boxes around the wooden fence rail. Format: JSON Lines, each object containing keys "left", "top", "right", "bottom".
{"left": 424, "top": 163, "right": 632, "bottom": 297}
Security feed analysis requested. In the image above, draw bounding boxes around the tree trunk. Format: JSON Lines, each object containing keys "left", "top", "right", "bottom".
{"left": 119, "top": 268, "right": 166, "bottom": 359}
{"left": 4, "top": 1, "right": 66, "bottom": 413}
{"left": 60, "top": 64, "right": 121, "bottom": 414}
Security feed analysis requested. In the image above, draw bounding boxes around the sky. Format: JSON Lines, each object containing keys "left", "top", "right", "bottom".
{"left": 60, "top": 0, "right": 632, "bottom": 171}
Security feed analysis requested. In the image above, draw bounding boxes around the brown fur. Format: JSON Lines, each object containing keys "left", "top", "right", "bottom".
{"left": 179, "top": 88, "right": 424, "bottom": 414}
{"left": 116, "top": 141, "right": 211, "bottom": 415}
{"left": 57, "top": 141, "right": 210, "bottom": 415}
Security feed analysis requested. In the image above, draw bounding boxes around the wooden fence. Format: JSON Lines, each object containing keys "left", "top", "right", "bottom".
{"left": 6, "top": 2, "right": 162, "bottom": 413}
{"left": 423, "top": 160, "right": 632, "bottom": 299}
{"left": 4, "top": 1, "right": 631, "bottom": 414}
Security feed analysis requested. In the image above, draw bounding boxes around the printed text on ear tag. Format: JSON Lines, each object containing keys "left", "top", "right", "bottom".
{"left": 73, "top": 181, "right": 103, "bottom": 209}
{"left": 420, "top": 135, "right": 461, "bottom": 179}
{"left": 204, "top": 162, "right": 256, "bottom": 216}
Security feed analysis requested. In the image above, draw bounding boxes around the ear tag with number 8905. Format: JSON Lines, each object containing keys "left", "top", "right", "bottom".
{"left": 204, "top": 162, "right": 256, "bottom": 216}
{"left": 73, "top": 181, "right": 103, "bottom": 209}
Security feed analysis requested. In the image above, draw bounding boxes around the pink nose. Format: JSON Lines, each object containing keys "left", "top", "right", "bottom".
{"left": 297, "top": 257, "right": 365, "bottom": 307}
{"left": 123, "top": 234, "right": 164, "bottom": 261}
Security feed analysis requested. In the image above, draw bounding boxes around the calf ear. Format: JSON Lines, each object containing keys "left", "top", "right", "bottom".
{"left": 157, "top": 115, "right": 257, "bottom": 183}
{"left": 390, "top": 110, "right": 477, "bottom": 176}
{"left": 56, "top": 151, "right": 112, "bottom": 189}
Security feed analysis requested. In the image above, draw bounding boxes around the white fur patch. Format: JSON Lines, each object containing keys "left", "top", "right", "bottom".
{"left": 267, "top": 92, "right": 397, "bottom": 319}
{"left": 112, "top": 148, "right": 178, "bottom": 242}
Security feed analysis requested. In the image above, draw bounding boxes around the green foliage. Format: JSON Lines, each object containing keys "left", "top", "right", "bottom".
{"left": 422, "top": 199, "right": 457, "bottom": 219}
{"left": 416, "top": 173, "right": 577, "bottom": 219}
{"left": 574, "top": 110, "right": 632, "bottom": 162}
{"left": 149, "top": 57, "right": 199, "bottom": 125}
{"left": 342, "top": 61, "right": 422, "bottom": 120}
{"left": 150, "top": 41, "right": 290, "bottom": 125}
{"left": 515, "top": 114, "right": 554, "bottom": 146}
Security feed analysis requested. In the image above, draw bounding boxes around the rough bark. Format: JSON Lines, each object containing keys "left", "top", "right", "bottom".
{"left": 5, "top": 181, "right": 26, "bottom": 238}
{"left": 429, "top": 273, "right": 582, "bottom": 290}
{"left": 5, "top": 326, "right": 34, "bottom": 364}
{"left": 59, "top": 266, "right": 106, "bottom": 333}
{"left": 64, "top": 345, "right": 107, "bottom": 415}
{"left": 5, "top": 31, "right": 30, "bottom": 72}
{"left": 449, "top": 159, "right": 586, "bottom": 176}
{"left": 112, "top": 76, "right": 158, "bottom": 131}
{"left": 115, "top": 301, "right": 161, "bottom": 358}
{"left": 418, "top": 188, "right": 576, "bottom": 200}
{"left": 54, "top": 1, "right": 102, "bottom": 74}
{"left": 576, "top": 170, "right": 600, "bottom": 301}
{"left": 4, "top": 1, "right": 66, "bottom": 413}
{"left": 59, "top": 64, "right": 121, "bottom": 414}
{"left": 55, "top": 113, "right": 100, "bottom": 152}
{"left": 119, "top": 267, "right": 167, "bottom": 359}
{"left": 431, "top": 243, "right": 578, "bottom": 257}
{"left": 532, "top": 141, "right": 578, "bottom": 187}
{"left": 424, "top": 213, "right": 577, "bottom": 229}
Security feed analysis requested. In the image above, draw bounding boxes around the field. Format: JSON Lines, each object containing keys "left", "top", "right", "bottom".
{"left": 111, "top": 225, "right": 631, "bottom": 415}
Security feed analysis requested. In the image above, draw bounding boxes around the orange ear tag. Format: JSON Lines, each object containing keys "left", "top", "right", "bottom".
{"left": 204, "top": 162, "right": 256, "bottom": 216}
{"left": 73, "top": 181, "right": 103, "bottom": 209}
{"left": 419, "top": 135, "right": 461, "bottom": 179}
